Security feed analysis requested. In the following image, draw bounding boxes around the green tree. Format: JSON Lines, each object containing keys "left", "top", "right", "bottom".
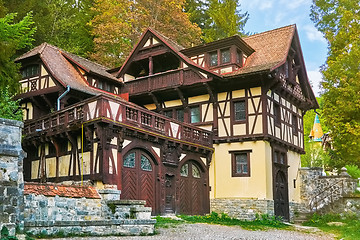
{"left": 311, "top": 0, "right": 360, "bottom": 168}
{"left": 90, "top": 0, "right": 202, "bottom": 67}
{"left": 0, "top": 12, "right": 35, "bottom": 93}
{"left": 185, "top": 0, "right": 248, "bottom": 42}
{"left": 301, "top": 97, "right": 330, "bottom": 168}
{"left": 0, "top": 12, "right": 35, "bottom": 120}
{"left": 4, "top": 0, "right": 93, "bottom": 57}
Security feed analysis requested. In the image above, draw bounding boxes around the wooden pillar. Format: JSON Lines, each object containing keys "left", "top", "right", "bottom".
{"left": 149, "top": 56, "right": 153, "bottom": 75}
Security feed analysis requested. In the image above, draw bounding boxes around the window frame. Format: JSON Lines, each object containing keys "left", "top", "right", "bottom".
{"left": 21, "top": 64, "right": 40, "bottom": 79}
{"left": 209, "top": 51, "right": 218, "bottom": 67}
{"left": 230, "top": 150, "right": 252, "bottom": 177}
{"left": 189, "top": 105, "right": 201, "bottom": 123}
{"left": 220, "top": 48, "right": 231, "bottom": 64}
{"left": 233, "top": 99, "right": 246, "bottom": 123}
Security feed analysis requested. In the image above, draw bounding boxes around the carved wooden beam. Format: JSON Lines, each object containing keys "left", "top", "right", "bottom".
{"left": 175, "top": 87, "right": 188, "bottom": 109}
{"left": 149, "top": 92, "right": 163, "bottom": 113}
{"left": 203, "top": 83, "right": 216, "bottom": 104}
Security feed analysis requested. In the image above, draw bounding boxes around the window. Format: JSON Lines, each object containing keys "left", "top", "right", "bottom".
{"left": 176, "top": 109, "right": 184, "bottom": 122}
{"left": 230, "top": 150, "right": 251, "bottom": 177}
{"left": 21, "top": 65, "right": 40, "bottom": 78}
{"left": 209, "top": 51, "right": 218, "bottom": 66}
{"left": 292, "top": 114, "right": 297, "bottom": 135}
{"left": 141, "top": 154, "right": 152, "bottom": 171}
{"left": 190, "top": 106, "right": 200, "bottom": 123}
{"left": 180, "top": 163, "right": 189, "bottom": 177}
{"left": 274, "top": 102, "right": 281, "bottom": 125}
{"left": 123, "top": 152, "right": 135, "bottom": 168}
{"left": 221, "top": 49, "right": 230, "bottom": 64}
{"left": 234, "top": 100, "right": 246, "bottom": 121}
{"left": 192, "top": 164, "right": 201, "bottom": 178}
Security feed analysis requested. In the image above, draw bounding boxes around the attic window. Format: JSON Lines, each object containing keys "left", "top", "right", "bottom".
{"left": 221, "top": 49, "right": 230, "bottom": 64}
{"left": 21, "top": 65, "right": 40, "bottom": 78}
{"left": 209, "top": 51, "right": 218, "bottom": 66}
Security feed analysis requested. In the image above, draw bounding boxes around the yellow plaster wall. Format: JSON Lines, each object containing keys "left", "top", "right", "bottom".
{"left": 203, "top": 104, "right": 213, "bottom": 122}
{"left": 232, "top": 89, "right": 245, "bottom": 98}
{"left": 164, "top": 99, "right": 182, "bottom": 108}
{"left": 218, "top": 118, "right": 230, "bottom": 137}
{"left": 188, "top": 94, "right": 209, "bottom": 104}
{"left": 41, "top": 65, "right": 48, "bottom": 76}
{"left": 287, "top": 150, "right": 301, "bottom": 203}
{"left": 59, "top": 155, "right": 71, "bottom": 177}
{"left": 144, "top": 104, "right": 157, "bottom": 111}
{"left": 250, "top": 87, "right": 262, "bottom": 96}
{"left": 31, "top": 160, "right": 39, "bottom": 179}
{"left": 233, "top": 123, "right": 246, "bottom": 135}
{"left": 48, "top": 77, "right": 56, "bottom": 87}
{"left": 22, "top": 102, "right": 33, "bottom": 120}
{"left": 209, "top": 141, "right": 273, "bottom": 200}
{"left": 218, "top": 92, "right": 228, "bottom": 101}
{"left": 46, "top": 157, "right": 56, "bottom": 178}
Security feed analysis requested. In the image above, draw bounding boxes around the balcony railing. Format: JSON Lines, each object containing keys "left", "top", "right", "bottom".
{"left": 23, "top": 95, "right": 213, "bottom": 148}
{"left": 124, "top": 68, "right": 208, "bottom": 96}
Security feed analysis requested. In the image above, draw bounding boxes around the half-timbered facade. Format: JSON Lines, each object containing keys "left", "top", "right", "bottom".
{"left": 17, "top": 24, "right": 318, "bottom": 220}
{"left": 115, "top": 25, "right": 318, "bottom": 220}
{"left": 16, "top": 43, "right": 213, "bottom": 216}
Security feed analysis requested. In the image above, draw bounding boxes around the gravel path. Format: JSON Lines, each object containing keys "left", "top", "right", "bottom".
{"left": 41, "top": 223, "right": 334, "bottom": 240}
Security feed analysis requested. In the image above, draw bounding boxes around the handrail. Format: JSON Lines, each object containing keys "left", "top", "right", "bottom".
{"left": 23, "top": 94, "right": 213, "bottom": 148}
{"left": 309, "top": 178, "right": 344, "bottom": 212}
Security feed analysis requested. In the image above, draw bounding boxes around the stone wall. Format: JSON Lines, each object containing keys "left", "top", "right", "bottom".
{"left": 300, "top": 167, "right": 357, "bottom": 213}
{"left": 0, "top": 118, "right": 25, "bottom": 235}
{"left": 210, "top": 198, "right": 274, "bottom": 221}
{"left": 22, "top": 183, "right": 155, "bottom": 236}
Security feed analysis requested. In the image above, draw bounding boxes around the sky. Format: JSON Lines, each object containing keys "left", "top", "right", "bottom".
{"left": 239, "top": 0, "right": 328, "bottom": 97}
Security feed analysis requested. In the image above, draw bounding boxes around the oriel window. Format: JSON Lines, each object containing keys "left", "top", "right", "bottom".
{"left": 221, "top": 49, "right": 230, "bottom": 64}
{"left": 209, "top": 51, "right": 218, "bottom": 66}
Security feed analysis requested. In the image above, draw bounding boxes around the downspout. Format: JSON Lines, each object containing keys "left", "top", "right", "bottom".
{"left": 57, "top": 85, "right": 70, "bottom": 111}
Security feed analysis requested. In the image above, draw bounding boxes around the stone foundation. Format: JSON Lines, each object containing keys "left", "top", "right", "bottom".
{"left": 23, "top": 183, "right": 155, "bottom": 236}
{"left": 210, "top": 198, "right": 275, "bottom": 221}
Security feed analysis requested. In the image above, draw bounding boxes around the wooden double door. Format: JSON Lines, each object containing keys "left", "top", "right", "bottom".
{"left": 121, "top": 151, "right": 209, "bottom": 216}
{"left": 121, "top": 149, "right": 156, "bottom": 213}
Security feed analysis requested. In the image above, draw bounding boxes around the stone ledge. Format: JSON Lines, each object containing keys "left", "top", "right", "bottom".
{"left": 107, "top": 200, "right": 146, "bottom": 205}
{"left": 0, "top": 118, "right": 23, "bottom": 128}
{"left": 24, "top": 219, "right": 156, "bottom": 227}
{"left": 0, "top": 148, "right": 25, "bottom": 157}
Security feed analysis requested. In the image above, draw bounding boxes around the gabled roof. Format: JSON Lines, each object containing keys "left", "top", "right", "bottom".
{"left": 15, "top": 43, "right": 122, "bottom": 96}
{"left": 225, "top": 25, "right": 296, "bottom": 76}
{"left": 116, "top": 28, "right": 221, "bottom": 79}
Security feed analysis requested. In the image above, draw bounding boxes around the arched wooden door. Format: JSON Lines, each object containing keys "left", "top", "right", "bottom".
{"left": 178, "top": 161, "right": 205, "bottom": 215}
{"left": 274, "top": 170, "right": 289, "bottom": 221}
{"left": 121, "top": 149, "right": 156, "bottom": 214}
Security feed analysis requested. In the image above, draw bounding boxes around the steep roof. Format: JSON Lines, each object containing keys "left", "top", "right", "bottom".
{"left": 116, "top": 28, "right": 221, "bottom": 79}
{"left": 225, "top": 25, "right": 296, "bottom": 76}
{"left": 16, "top": 43, "right": 122, "bottom": 96}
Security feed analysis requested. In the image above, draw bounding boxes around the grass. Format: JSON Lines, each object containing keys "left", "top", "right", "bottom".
{"left": 303, "top": 213, "right": 360, "bottom": 240}
{"left": 155, "top": 212, "right": 289, "bottom": 231}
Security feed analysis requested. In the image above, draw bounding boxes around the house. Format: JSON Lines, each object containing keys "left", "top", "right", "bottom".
{"left": 16, "top": 24, "right": 318, "bottom": 220}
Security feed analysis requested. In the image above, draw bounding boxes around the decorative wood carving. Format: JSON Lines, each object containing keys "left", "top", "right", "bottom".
{"left": 161, "top": 143, "right": 181, "bottom": 166}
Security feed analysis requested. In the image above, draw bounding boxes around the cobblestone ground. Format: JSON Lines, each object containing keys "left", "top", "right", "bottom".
{"left": 40, "top": 223, "right": 334, "bottom": 240}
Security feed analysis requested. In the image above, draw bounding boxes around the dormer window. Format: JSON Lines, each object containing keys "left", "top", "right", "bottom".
{"left": 209, "top": 51, "right": 218, "bottom": 66}
{"left": 221, "top": 49, "right": 230, "bottom": 64}
{"left": 21, "top": 65, "right": 40, "bottom": 78}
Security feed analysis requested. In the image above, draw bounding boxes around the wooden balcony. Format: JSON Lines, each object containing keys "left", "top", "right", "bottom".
{"left": 124, "top": 68, "right": 210, "bottom": 96}
{"left": 23, "top": 95, "right": 213, "bottom": 149}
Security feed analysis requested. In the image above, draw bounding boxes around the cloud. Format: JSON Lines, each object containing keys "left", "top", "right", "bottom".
{"left": 308, "top": 69, "right": 323, "bottom": 96}
{"left": 303, "top": 25, "right": 327, "bottom": 43}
